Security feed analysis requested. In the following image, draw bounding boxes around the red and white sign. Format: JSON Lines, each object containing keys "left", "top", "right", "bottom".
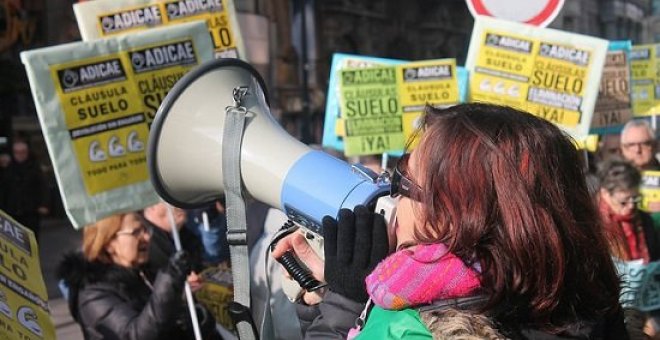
{"left": 466, "top": 0, "right": 565, "bottom": 27}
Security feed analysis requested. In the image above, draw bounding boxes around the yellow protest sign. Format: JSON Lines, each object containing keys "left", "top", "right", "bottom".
{"left": 640, "top": 171, "right": 660, "bottom": 213}
{"left": 631, "top": 44, "right": 660, "bottom": 117}
{"left": 74, "top": 0, "right": 245, "bottom": 59}
{"left": 21, "top": 22, "right": 214, "bottom": 229}
{"left": 0, "top": 211, "right": 55, "bottom": 340}
{"left": 339, "top": 59, "right": 459, "bottom": 156}
{"left": 465, "top": 16, "right": 608, "bottom": 141}
{"left": 51, "top": 53, "right": 148, "bottom": 196}
{"left": 195, "top": 266, "right": 233, "bottom": 331}
{"left": 398, "top": 60, "right": 459, "bottom": 149}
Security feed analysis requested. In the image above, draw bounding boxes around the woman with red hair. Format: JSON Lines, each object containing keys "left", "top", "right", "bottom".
{"left": 274, "top": 103, "right": 627, "bottom": 339}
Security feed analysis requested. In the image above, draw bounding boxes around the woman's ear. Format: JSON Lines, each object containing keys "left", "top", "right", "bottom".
{"left": 104, "top": 240, "right": 116, "bottom": 256}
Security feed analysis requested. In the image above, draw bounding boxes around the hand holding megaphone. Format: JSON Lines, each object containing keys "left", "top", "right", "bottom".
{"left": 271, "top": 205, "right": 390, "bottom": 304}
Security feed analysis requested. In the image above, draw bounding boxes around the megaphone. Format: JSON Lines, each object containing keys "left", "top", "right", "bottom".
{"left": 149, "top": 58, "right": 393, "bottom": 236}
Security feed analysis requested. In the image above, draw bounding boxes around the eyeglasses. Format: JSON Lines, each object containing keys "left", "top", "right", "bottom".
{"left": 615, "top": 195, "right": 642, "bottom": 207}
{"left": 390, "top": 154, "right": 423, "bottom": 201}
{"left": 621, "top": 140, "right": 654, "bottom": 150}
{"left": 116, "top": 225, "right": 147, "bottom": 238}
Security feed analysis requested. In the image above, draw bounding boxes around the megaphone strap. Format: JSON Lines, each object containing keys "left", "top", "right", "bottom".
{"left": 223, "top": 100, "right": 258, "bottom": 340}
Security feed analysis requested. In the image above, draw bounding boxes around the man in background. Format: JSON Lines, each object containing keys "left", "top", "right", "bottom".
{"left": 142, "top": 202, "right": 204, "bottom": 289}
{"left": 620, "top": 120, "right": 660, "bottom": 171}
{"left": 0, "top": 139, "right": 49, "bottom": 240}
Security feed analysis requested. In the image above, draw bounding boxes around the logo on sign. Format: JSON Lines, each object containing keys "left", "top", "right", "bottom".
{"left": 485, "top": 33, "right": 532, "bottom": 54}
{"left": 0, "top": 216, "right": 31, "bottom": 255}
{"left": 630, "top": 48, "right": 650, "bottom": 61}
{"left": 166, "top": 0, "right": 223, "bottom": 20}
{"left": 129, "top": 40, "right": 197, "bottom": 73}
{"left": 403, "top": 65, "right": 452, "bottom": 81}
{"left": 57, "top": 59, "right": 127, "bottom": 92}
{"left": 98, "top": 6, "right": 162, "bottom": 34}
{"left": 539, "top": 43, "right": 590, "bottom": 66}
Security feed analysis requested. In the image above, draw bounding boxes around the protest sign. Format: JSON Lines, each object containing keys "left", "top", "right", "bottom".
{"left": 195, "top": 266, "right": 234, "bottom": 331}
{"left": 322, "top": 54, "right": 404, "bottom": 153}
{"left": 339, "top": 59, "right": 459, "bottom": 156}
{"left": 631, "top": 44, "right": 660, "bottom": 117}
{"left": 20, "top": 22, "right": 214, "bottom": 229}
{"left": 615, "top": 258, "right": 660, "bottom": 312}
{"left": 590, "top": 41, "right": 632, "bottom": 135}
{"left": 640, "top": 170, "right": 660, "bottom": 213}
{"left": 74, "top": 0, "right": 244, "bottom": 59}
{"left": 0, "top": 211, "right": 55, "bottom": 340}
{"left": 339, "top": 65, "right": 401, "bottom": 156}
{"left": 465, "top": 16, "right": 608, "bottom": 141}
{"left": 321, "top": 53, "right": 469, "bottom": 154}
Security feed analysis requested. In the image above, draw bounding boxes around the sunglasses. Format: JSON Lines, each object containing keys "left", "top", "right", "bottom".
{"left": 390, "top": 154, "right": 423, "bottom": 201}
{"left": 116, "top": 225, "right": 148, "bottom": 238}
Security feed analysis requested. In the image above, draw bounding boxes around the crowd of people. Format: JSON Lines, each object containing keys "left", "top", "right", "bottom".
{"left": 6, "top": 102, "right": 660, "bottom": 339}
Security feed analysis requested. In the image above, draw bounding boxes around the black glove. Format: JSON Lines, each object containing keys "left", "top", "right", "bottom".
{"left": 176, "top": 304, "right": 221, "bottom": 340}
{"left": 323, "top": 205, "right": 389, "bottom": 303}
{"left": 166, "top": 250, "right": 192, "bottom": 280}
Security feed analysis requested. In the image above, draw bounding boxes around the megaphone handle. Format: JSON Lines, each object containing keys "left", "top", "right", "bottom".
{"left": 277, "top": 251, "right": 326, "bottom": 292}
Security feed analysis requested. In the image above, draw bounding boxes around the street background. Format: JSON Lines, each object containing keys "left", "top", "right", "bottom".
{"left": 40, "top": 218, "right": 83, "bottom": 340}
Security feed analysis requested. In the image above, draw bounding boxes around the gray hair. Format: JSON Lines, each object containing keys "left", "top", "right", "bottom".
{"left": 597, "top": 159, "right": 641, "bottom": 192}
{"left": 621, "top": 119, "right": 655, "bottom": 141}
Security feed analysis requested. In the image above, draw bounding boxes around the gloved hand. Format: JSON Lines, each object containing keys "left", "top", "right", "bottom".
{"left": 167, "top": 250, "right": 192, "bottom": 281}
{"left": 323, "top": 205, "right": 389, "bottom": 303}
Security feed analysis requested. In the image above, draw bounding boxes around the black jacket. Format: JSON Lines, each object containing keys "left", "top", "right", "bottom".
{"left": 57, "top": 253, "right": 219, "bottom": 340}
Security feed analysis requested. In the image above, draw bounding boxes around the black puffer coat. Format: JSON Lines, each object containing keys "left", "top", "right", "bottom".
{"left": 57, "top": 252, "right": 220, "bottom": 340}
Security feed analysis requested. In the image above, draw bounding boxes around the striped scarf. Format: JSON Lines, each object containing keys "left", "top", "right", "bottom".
{"left": 365, "top": 243, "right": 481, "bottom": 310}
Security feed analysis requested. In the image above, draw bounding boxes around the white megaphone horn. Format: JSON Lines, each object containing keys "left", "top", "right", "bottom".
{"left": 148, "top": 58, "right": 393, "bottom": 236}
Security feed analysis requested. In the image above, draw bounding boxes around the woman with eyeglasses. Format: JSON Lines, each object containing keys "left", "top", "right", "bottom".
{"left": 597, "top": 160, "right": 660, "bottom": 339}
{"left": 597, "top": 160, "right": 660, "bottom": 264}
{"left": 57, "top": 212, "right": 221, "bottom": 340}
{"left": 273, "top": 103, "right": 628, "bottom": 339}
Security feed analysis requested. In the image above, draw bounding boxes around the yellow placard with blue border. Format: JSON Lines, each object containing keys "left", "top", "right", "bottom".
{"left": 338, "top": 59, "right": 459, "bottom": 156}
{"left": 0, "top": 210, "right": 55, "bottom": 340}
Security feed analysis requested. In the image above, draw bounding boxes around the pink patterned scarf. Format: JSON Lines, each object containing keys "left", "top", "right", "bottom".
{"left": 365, "top": 243, "right": 481, "bottom": 310}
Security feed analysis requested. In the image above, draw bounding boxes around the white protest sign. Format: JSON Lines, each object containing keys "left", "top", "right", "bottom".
{"left": 21, "top": 22, "right": 214, "bottom": 229}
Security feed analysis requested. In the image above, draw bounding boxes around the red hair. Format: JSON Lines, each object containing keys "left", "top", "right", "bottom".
{"left": 413, "top": 104, "right": 620, "bottom": 332}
